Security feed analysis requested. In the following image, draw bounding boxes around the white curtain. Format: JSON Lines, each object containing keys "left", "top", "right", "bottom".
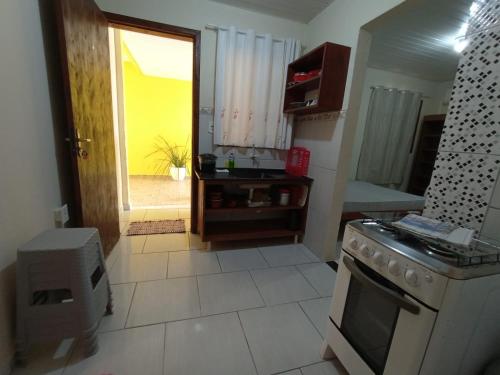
{"left": 357, "top": 87, "right": 422, "bottom": 186}
{"left": 214, "top": 26, "right": 300, "bottom": 149}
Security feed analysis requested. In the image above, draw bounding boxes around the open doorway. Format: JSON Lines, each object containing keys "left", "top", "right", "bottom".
{"left": 334, "top": 0, "right": 466, "bottom": 260}
{"left": 106, "top": 13, "right": 200, "bottom": 232}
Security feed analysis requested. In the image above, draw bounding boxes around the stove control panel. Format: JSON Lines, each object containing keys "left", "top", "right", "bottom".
{"left": 342, "top": 227, "right": 448, "bottom": 310}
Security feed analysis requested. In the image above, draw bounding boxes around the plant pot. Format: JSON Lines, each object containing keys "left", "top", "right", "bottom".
{"left": 170, "top": 166, "right": 187, "bottom": 181}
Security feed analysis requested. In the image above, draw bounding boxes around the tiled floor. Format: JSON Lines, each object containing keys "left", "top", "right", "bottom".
{"left": 13, "top": 208, "right": 348, "bottom": 375}
{"left": 129, "top": 175, "right": 191, "bottom": 208}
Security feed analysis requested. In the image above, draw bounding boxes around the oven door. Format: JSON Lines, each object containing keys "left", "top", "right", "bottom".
{"left": 329, "top": 251, "right": 437, "bottom": 375}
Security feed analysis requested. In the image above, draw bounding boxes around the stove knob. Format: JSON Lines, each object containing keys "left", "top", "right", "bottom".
{"left": 348, "top": 238, "right": 359, "bottom": 250}
{"left": 360, "top": 244, "right": 373, "bottom": 258}
{"left": 388, "top": 259, "right": 401, "bottom": 276}
{"left": 373, "top": 251, "right": 387, "bottom": 266}
{"left": 405, "top": 269, "right": 419, "bottom": 287}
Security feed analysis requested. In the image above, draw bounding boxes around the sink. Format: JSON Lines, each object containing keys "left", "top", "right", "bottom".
{"left": 228, "top": 168, "right": 286, "bottom": 179}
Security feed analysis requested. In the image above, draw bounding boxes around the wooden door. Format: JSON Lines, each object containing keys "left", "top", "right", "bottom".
{"left": 55, "top": 0, "right": 120, "bottom": 255}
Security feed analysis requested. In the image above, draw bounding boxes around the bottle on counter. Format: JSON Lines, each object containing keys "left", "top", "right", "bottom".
{"left": 279, "top": 188, "right": 290, "bottom": 206}
{"left": 227, "top": 152, "right": 235, "bottom": 169}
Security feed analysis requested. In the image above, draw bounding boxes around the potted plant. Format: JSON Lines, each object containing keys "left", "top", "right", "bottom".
{"left": 147, "top": 136, "right": 191, "bottom": 181}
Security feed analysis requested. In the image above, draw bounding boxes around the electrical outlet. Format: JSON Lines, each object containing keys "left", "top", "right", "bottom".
{"left": 53, "top": 204, "right": 70, "bottom": 227}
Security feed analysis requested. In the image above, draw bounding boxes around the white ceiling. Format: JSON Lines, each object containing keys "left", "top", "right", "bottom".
{"left": 365, "top": 0, "right": 474, "bottom": 81}
{"left": 209, "top": 0, "right": 334, "bottom": 23}
{"left": 121, "top": 30, "right": 193, "bottom": 81}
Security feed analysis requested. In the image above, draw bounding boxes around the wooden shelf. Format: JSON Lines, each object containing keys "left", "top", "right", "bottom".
{"left": 284, "top": 104, "right": 319, "bottom": 114}
{"left": 286, "top": 76, "right": 320, "bottom": 92}
{"left": 204, "top": 219, "right": 302, "bottom": 242}
{"left": 197, "top": 173, "right": 313, "bottom": 243}
{"left": 206, "top": 205, "right": 303, "bottom": 214}
{"left": 283, "top": 42, "right": 351, "bottom": 115}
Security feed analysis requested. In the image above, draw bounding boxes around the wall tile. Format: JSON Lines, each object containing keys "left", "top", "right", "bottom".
{"left": 481, "top": 207, "right": 500, "bottom": 242}
{"left": 439, "top": 28, "right": 500, "bottom": 155}
{"left": 469, "top": 0, "right": 500, "bottom": 33}
{"left": 425, "top": 2, "right": 500, "bottom": 231}
{"left": 491, "top": 176, "right": 500, "bottom": 208}
{"left": 303, "top": 207, "right": 327, "bottom": 259}
{"left": 424, "top": 152, "right": 500, "bottom": 230}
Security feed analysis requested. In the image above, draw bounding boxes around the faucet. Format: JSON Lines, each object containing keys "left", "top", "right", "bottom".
{"left": 250, "top": 145, "right": 259, "bottom": 167}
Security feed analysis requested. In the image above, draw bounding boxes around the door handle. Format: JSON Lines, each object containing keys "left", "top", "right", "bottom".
{"left": 65, "top": 128, "right": 91, "bottom": 158}
{"left": 343, "top": 256, "right": 420, "bottom": 315}
{"left": 65, "top": 137, "right": 91, "bottom": 143}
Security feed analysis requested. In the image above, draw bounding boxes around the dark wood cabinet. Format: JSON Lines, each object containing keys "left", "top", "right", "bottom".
{"left": 283, "top": 42, "right": 351, "bottom": 115}
{"left": 408, "top": 114, "right": 446, "bottom": 196}
{"left": 196, "top": 170, "right": 313, "bottom": 244}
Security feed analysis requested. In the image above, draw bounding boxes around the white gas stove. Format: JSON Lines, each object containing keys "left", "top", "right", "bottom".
{"left": 323, "top": 218, "right": 500, "bottom": 375}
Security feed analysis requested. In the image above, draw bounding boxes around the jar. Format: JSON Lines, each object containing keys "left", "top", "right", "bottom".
{"left": 279, "top": 189, "right": 290, "bottom": 206}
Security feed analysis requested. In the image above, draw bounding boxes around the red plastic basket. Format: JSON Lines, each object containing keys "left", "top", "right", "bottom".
{"left": 285, "top": 147, "right": 310, "bottom": 176}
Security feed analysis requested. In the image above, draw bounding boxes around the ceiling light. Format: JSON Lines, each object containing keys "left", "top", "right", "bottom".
{"left": 454, "top": 38, "right": 469, "bottom": 53}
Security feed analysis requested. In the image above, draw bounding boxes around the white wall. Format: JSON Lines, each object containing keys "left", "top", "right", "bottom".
{"left": 96, "top": 0, "right": 307, "bottom": 167}
{"left": 293, "top": 0, "right": 404, "bottom": 259}
{"left": 0, "top": 0, "right": 63, "bottom": 371}
{"left": 349, "top": 67, "right": 454, "bottom": 179}
{"left": 0, "top": 1, "right": 62, "bottom": 271}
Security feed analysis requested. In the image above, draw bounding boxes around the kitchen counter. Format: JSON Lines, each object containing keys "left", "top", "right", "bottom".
{"left": 195, "top": 168, "right": 312, "bottom": 183}
{"left": 195, "top": 168, "right": 313, "bottom": 244}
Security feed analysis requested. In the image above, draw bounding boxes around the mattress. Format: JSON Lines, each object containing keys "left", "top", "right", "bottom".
{"left": 343, "top": 181, "right": 425, "bottom": 213}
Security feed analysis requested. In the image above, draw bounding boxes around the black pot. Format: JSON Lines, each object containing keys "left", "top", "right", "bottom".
{"left": 198, "top": 154, "right": 217, "bottom": 173}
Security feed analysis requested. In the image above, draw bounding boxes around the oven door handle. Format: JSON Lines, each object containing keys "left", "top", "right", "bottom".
{"left": 343, "top": 257, "right": 420, "bottom": 315}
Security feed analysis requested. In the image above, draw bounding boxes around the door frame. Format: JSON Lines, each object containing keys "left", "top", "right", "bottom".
{"left": 104, "top": 12, "right": 201, "bottom": 233}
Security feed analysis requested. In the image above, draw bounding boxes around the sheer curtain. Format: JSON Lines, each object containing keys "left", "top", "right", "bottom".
{"left": 214, "top": 26, "right": 300, "bottom": 149}
{"left": 357, "top": 87, "right": 422, "bottom": 186}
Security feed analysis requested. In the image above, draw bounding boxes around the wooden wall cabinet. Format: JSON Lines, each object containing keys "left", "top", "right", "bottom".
{"left": 283, "top": 42, "right": 351, "bottom": 115}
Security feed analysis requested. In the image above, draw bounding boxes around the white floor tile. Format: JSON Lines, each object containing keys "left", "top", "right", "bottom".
{"left": 296, "top": 263, "right": 336, "bottom": 297}
{"left": 115, "top": 235, "right": 147, "bottom": 254}
{"left": 198, "top": 271, "right": 264, "bottom": 315}
{"left": 64, "top": 325, "right": 164, "bottom": 375}
{"left": 144, "top": 208, "right": 179, "bottom": 220}
{"left": 98, "top": 283, "right": 136, "bottom": 332}
{"left": 217, "top": 248, "right": 269, "bottom": 272}
{"left": 11, "top": 339, "right": 75, "bottom": 375}
{"left": 279, "top": 370, "right": 302, "bottom": 375}
{"left": 259, "top": 244, "right": 315, "bottom": 267}
{"left": 119, "top": 220, "right": 129, "bottom": 234}
{"left": 126, "top": 278, "right": 200, "bottom": 327}
{"left": 164, "top": 313, "right": 257, "bottom": 375}
{"left": 239, "top": 303, "right": 323, "bottom": 375}
{"left": 105, "top": 245, "right": 121, "bottom": 272}
{"left": 168, "top": 250, "right": 221, "bottom": 278}
{"left": 109, "top": 253, "right": 168, "bottom": 284}
{"left": 302, "top": 246, "right": 321, "bottom": 262}
{"left": 251, "top": 266, "right": 319, "bottom": 305}
{"left": 143, "top": 233, "right": 189, "bottom": 252}
{"left": 301, "top": 360, "right": 348, "bottom": 375}
{"left": 189, "top": 232, "right": 208, "bottom": 250}
{"left": 299, "top": 298, "right": 331, "bottom": 338}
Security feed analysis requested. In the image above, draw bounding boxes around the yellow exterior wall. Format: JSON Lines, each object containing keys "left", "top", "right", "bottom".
{"left": 122, "top": 44, "right": 192, "bottom": 176}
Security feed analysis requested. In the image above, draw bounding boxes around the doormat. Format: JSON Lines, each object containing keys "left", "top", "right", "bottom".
{"left": 127, "top": 219, "right": 186, "bottom": 236}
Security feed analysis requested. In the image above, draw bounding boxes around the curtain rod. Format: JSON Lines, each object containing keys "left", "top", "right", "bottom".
{"left": 205, "top": 24, "right": 286, "bottom": 43}
{"left": 369, "top": 86, "right": 430, "bottom": 99}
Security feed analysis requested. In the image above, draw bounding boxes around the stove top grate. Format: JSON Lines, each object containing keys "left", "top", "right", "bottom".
{"left": 359, "top": 215, "right": 500, "bottom": 268}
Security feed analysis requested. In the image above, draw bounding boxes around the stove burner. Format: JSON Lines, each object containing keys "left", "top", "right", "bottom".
{"left": 361, "top": 218, "right": 463, "bottom": 263}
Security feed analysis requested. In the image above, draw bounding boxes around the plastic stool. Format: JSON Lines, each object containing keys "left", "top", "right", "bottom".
{"left": 15, "top": 228, "right": 113, "bottom": 363}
